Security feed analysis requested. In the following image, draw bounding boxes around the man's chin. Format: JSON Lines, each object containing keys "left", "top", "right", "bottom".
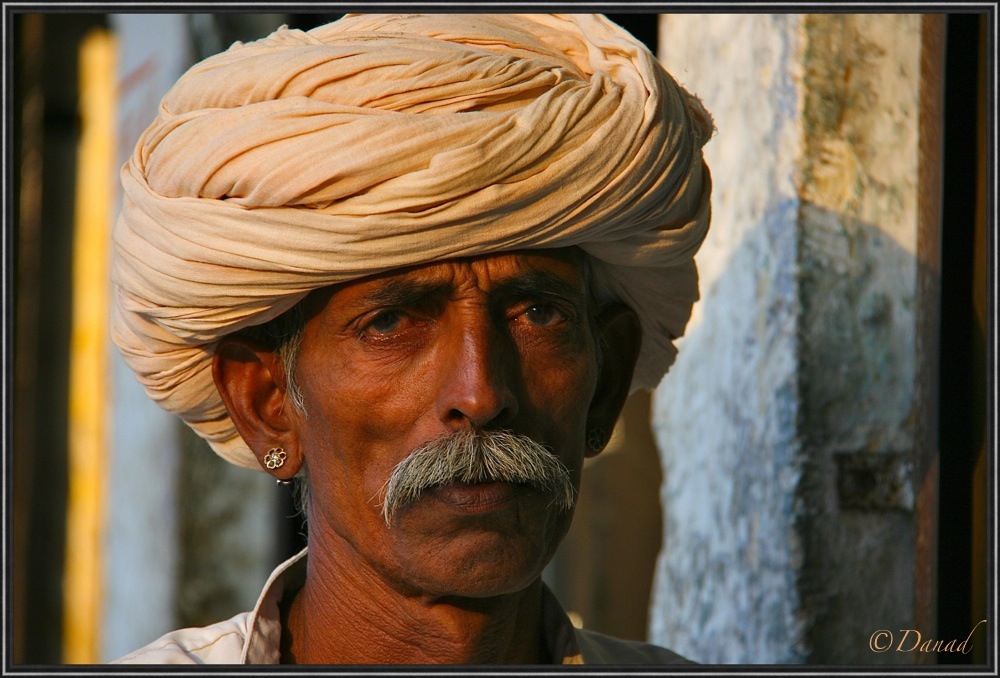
{"left": 416, "top": 559, "right": 548, "bottom": 602}
{"left": 381, "top": 497, "right": 570, "bottom": 601}
{"left": 438, "top": 577, "right": 542, "bottom": 603}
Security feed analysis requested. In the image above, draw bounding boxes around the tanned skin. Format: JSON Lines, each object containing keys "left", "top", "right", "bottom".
{"left": 212, "top": 248, "right": 641, "bottom": 664}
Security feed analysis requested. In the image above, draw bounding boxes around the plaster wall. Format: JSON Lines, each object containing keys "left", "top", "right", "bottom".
{"left": 650, "top": 14, "right": 927, "bottom": 664}
{"left": 796, "top": 14, "right": 922, "bottom": 664}
{"left": 650, "top": 14, "right": 804, "bottom": 663}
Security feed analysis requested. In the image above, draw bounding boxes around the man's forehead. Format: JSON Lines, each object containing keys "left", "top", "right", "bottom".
{"left": 317, "top": 248, "right": 588, "bottom": 305}
{"left": 380, "top": 248, "right": 581, "bottom": 282}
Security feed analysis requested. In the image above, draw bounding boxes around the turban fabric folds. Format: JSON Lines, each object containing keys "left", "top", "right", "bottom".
{"left": 112, "top": 13, "right": 713, "bottom": 469}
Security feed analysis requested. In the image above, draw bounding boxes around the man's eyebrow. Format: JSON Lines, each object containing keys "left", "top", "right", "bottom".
{"left": 357, "top": 269, "right": 585, "bottom": 308}
{"left": 360, "top": 278, "right": 453, "bottom": 308}
{"left": 490, "top": 270, "right": 586, "bottom": 304}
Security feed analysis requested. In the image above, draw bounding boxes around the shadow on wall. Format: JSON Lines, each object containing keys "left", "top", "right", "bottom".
{"left": 650, "top": 196, "right": 953, "bottom": 664}
{"left": 796, "top": 202, "right": 931, "bottom": 665}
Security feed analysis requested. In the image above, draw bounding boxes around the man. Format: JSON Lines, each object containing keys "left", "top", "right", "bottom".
{"left": 111, "top": 13, "right": 712, "bottom": 664}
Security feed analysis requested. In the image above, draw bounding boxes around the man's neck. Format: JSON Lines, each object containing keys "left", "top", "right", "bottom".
{"left": 282, "top": 537, "right": 548, "bottom": 665}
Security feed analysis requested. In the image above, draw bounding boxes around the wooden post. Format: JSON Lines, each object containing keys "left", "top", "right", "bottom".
{"left": 62, "top": 28, "right": 117, "bottom": 664}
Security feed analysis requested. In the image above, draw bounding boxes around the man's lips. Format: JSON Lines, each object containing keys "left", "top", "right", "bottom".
{"left": 426, "top": 481, "right": 527, "bottom": 514}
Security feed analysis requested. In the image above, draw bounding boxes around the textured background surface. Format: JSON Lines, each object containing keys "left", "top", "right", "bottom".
{"left": 650, "top": 14, "right": 804, "bottom": 663}
{"left": 650, "top": 14, "right": 930, "bottom": 664}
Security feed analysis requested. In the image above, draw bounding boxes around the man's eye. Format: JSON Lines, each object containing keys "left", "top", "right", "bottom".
{"left": 522, "top": 303, "right": 565, "bottom": 327}
{"left": 367, "top": 310, "right": 405, "bottom": 335}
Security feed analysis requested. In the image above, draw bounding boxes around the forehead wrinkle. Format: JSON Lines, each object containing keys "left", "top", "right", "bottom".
{"left": 362, "top": 277, "right": 454, "bottom": 308}
{"left": 341, "top": 249, "right": 587, "bottom": 310}
{"left": 489, "top": 270, "right": 586, "bottom": 304}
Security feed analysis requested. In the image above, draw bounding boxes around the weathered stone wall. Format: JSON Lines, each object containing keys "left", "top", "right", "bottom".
{"left": 649, "top": 14, "right": 805, "bottom": 663}
{"left": 796, "top": 14, "right": 924, "bottom": 664}
{"left": 650, "top": 14, "right": 936, "bottom": 664}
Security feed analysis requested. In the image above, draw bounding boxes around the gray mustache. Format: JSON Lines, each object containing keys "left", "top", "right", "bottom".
{"left": 379, "top": 429, "right": 576, "bottom": 526}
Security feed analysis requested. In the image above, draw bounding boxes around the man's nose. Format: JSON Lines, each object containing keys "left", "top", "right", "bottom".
{"left": 436, "top": 313, "right": 518, "bottom": 429}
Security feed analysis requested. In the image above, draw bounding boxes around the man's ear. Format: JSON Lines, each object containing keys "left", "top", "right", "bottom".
{"left": 212, "top": 336, "right": 303, "bottom": 479}
{"left": 585, "top": 303, "right": 642, "bottom": 458}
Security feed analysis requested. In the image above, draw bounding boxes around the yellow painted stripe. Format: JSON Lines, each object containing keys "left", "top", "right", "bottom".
{"left": 63, "top": 28, "right": 117, "bottom": 664}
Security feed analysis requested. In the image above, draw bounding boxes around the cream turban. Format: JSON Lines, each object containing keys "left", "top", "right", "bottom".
{"left": 112, "top": 13, "right": 713, "bottom": 469}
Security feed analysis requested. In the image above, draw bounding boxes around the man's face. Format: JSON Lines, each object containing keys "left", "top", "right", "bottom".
{"left": 289, "top": 249, "right": 601, "bottom": 600}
